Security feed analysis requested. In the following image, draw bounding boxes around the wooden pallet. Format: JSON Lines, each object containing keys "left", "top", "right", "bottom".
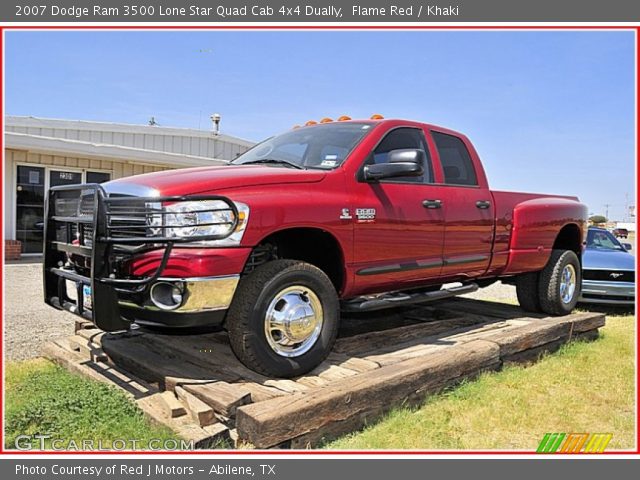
{"left": 41, "top": 297, "right": 605, "bottom": 449}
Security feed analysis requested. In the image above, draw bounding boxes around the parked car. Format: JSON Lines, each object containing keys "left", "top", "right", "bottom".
{"left": 43, "top": 117, "right": 588, "bottom": 377}
{"left": 579, "top": 227, "right": 635, "bottom": 306}
{"left": 612, "top": 228, "right": 629, "bottom": 239}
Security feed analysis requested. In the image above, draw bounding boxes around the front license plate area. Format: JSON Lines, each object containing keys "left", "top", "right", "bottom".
{"left": 82, "top": 284, "right": 93, "bottom": 311}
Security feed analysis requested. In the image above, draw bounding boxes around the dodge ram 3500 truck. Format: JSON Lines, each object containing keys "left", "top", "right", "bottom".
{"left": 44, "top": 117, "right": 588, "bottom": 377}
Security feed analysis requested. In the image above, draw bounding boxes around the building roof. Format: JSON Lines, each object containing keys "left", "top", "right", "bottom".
{"left": 5, "top": 131, "right": 229, "bottom": 167}
{"left": 5, "top": 115, "right": 255, "bottom": 147}
{"left": 4, "top": 115, "right": 255, "bottom": 168}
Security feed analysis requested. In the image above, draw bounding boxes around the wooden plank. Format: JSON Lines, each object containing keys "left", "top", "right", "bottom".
{"left": 183, "top": 382, "right": 251, "bottom": 418}
{"left": 132, "top": 332, "right": 266, "bottom": 384}
{"left": 137, "top": 395, "right": 229, "bottom": 449}
{"left": 236, "top": 340, "right": 501, "bottom": 448}
{"left": 327, "top": 353, "right": 380, "bottom": 372}
{"left": 98, "top": 334, "right": 224, "bottom": 389}
{"left": 42, "top": 339, "right": 157, "bottom": 399}
{"left": 434, "top": 297, "right": 547, "bottom": 320}
{"left": 158, "top": 391, "right": 187, "bottom": 418}
{"left": 263, "top": 379, "right": 309, "bottom": 393}
{"left": 68, "top": 335, "right": 108, "bottom": 363}
{"left": 569, "top": 313, "right": 606, "bottom": 333}
{"left": 175, "top": 386, "right": 216, "bottom": 427}
{"left": 309, "top": 362, "right": 360, "bottom": 381}
{"left": 478, "top": 318, "right": 573, "bottom": 357}
{"left": 333, "top": 315, "right": 488, "bottom": 356}
{"left": 237, "top": 382, "right": 288, "bottom": 403}
{"left": 295, "top": 376, "right": 329, "bottom": 389}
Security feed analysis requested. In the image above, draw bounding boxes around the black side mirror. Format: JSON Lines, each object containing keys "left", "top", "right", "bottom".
{"left": 364, "top": 149, "right": 425, "bottom": 181}
{"left": 623, "top": 243, "right": 632, "bottom": 251}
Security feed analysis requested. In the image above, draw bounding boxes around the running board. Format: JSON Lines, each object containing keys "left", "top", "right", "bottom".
{"left": 341, "top": 283, "right": 479, "bottom": 313}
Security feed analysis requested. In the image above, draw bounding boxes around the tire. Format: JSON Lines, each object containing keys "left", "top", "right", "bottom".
{"left": 226, "top": 259, "right": 339, "bottom": 378}
{"left": 538, "top": 249, "right": 581, "bottom": 316}
{"left": 515, "top": 272, "right": 542, "bottom": 313}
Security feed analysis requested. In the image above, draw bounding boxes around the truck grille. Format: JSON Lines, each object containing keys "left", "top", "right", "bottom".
{"left": 583, "top": 269, "right": 635, "bottom": 283}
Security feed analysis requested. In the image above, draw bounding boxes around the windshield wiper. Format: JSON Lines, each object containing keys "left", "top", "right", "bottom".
{"left": 239, "top": 159, "right": 305, "bottom": 170}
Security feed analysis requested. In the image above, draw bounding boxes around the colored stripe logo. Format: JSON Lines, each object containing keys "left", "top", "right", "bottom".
{"left": 537, "top": 433, "right": 613, "bottom": 453}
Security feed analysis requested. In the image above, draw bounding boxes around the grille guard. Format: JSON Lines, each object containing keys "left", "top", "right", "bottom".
{"left": 43, "top": 183, "right": 239, "bottom": 331}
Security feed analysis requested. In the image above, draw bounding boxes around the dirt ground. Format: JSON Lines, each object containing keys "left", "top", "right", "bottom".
{"left": 4, "top": 262, "right": 74, "bottom": 361}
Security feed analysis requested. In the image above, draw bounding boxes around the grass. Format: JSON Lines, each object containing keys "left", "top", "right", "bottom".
{"left": 326, "top": 313, "right": 636, "bottom": 450}
{"left": 4, "top": 358, "right": 180, "bottom": 450}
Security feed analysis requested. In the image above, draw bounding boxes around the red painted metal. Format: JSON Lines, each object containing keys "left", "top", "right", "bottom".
{"left": 118, "top": 119, "right": 588, "bottom": 298}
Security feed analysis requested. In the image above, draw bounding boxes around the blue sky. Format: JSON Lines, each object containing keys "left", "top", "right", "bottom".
{"left": 5, "top": 31, "right": 635, "bottom": 220}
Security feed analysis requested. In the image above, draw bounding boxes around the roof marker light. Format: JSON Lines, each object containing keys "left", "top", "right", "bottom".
{"left": 370, "top": 114, "right": 384, "bottom": 120}
{"left": 320, "top": 117, "right": 333, "bottom": 123}
{"left": 337, "top": 115, "right": 352, "bottom": 121}
{"left": 305, "top": 120, "right": 318, "bottom": 126}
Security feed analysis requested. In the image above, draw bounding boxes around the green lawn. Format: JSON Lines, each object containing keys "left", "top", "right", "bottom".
{"left": 4, "top": 358, "right": 179, "bottom": 450}
{"left": 326, "top": 313, "right": 636, "bottom": 450}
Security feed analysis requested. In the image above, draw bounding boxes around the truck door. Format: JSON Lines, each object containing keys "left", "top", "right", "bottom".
{"left": 430, "top": 130, "right": 494, "bottom": 279}
{"left": 352, "top": 127, "right": 445, "bottom": 294}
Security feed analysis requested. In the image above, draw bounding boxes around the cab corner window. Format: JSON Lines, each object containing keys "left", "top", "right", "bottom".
{"left": 432, "top": 131, "right": 478, "bottom": 186}
{"left": 368, "top": 127, "right": 433, "bottom": 183}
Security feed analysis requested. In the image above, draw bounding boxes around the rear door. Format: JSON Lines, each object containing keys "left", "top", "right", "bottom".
{"left": 352, "top": 127, "right": 445, "bottom": 294}
{"left": 430, "top": 130, "right": 494, "bottom": 279}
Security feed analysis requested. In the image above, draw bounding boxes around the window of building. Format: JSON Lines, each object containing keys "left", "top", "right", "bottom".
{"left": 86, "top": 171, "right": 111, "bottom": 184}
{"left": 432, "top": 131, "right": 478, "bottom": 186}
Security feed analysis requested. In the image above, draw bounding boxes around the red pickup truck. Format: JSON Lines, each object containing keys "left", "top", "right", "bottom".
{"left": 44, "top": 117, "right": 588, "bottom": 377}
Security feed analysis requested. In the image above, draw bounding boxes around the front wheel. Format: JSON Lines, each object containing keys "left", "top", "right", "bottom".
{"left": 226, "top": 259, "right": 339, "bottom": 378}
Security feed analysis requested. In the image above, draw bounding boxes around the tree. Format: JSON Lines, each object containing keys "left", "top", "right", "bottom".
{"left": 589, "top": 215, "right": 607, "bottom": 225}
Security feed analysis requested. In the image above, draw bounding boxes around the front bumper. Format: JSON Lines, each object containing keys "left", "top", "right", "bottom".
{"left": 118, "top": 274, "right": 239, "bottom": 328}
{"left": 579, "top": 280, "right": 635, "bottom": 305}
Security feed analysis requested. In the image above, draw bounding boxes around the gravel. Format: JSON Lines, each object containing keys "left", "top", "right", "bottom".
{"left": 4, "top": 263, "right": 74, "bottom": 361}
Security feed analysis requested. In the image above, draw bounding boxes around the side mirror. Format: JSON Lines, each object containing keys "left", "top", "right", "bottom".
{"left": 364, "top": 149, "right": 425, "bottom": 181}
{"left": 623, "top": 243, "right": 632, "bottom": 251}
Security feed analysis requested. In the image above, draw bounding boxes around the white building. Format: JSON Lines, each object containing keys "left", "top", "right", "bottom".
{"left": 4, "top": 116, "right": 254, "bottom": 256}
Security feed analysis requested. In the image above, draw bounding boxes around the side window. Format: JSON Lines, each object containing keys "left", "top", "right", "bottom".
{"left": 432, "top": 131, "right": 478, "bottom": 186}
{"left": 367, "top": 127, "right": 433, "bottom": 183}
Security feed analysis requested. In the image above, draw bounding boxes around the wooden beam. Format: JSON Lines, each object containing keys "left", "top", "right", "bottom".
{"left": 236, "top": 340, "right": 501, "bottom": 448}
{"left": 175, "top": 386, "right": 216, "bottom": 427}
{"left": 183, "top": 382, "right": 251, "bottom": 418}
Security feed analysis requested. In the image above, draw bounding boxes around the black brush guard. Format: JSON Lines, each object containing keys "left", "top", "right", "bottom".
{"left": 43, "top": 183, "right": 239, "bottom": 331}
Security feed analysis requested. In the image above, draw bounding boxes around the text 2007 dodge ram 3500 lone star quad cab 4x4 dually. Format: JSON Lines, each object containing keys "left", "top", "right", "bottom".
{"left": 44, "top": 117, "right": 588, "bottom": 377}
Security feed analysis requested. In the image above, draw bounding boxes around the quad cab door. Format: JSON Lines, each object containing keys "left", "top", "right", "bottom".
{"left": 429, "top": 130, "right": 494, "bottom": 280}
{"left": 351, "top": 127, "right": 446, "bottom": 295}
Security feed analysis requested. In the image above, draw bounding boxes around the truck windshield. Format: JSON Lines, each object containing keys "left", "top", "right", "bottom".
{"left": 232, "top": 122, "right": 373, "bottom": 170}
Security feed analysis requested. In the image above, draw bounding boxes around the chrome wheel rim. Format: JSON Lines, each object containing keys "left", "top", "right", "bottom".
{"left": 264, "top": 286, "right": 323, "bottom": 358}
{"left": 560, "top": 264, "right": 577, "bottom": 304}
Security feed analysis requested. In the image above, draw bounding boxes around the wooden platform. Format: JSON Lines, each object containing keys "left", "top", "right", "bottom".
{"left": 41, "top": 297, "right": 605, "bottom": 449}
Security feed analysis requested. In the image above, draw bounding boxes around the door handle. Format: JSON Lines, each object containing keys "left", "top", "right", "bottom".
{"left": 476, "top": 200, "right": 491, "bottom": 209}
{"left": 423, "top": 199, "right": 442, "bottom": 209}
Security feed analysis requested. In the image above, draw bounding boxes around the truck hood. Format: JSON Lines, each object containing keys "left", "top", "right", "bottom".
{"left": 103, "top": 164, "right": 326, "bottom": 197}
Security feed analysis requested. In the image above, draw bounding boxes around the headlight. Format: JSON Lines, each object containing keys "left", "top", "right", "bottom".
{"left": 162, "top": 200, "right": 249, "bottom": 246}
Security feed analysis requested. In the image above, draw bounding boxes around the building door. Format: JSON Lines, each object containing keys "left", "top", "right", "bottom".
{"left": 15, "top": 165, "right": 46, "bottom": 254}
{"left": 14, "top": 167, "right": 111, "bottom": 255}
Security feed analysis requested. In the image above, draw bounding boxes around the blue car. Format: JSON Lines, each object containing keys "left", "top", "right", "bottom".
{"left": 579, "top": 227, "right": 635, "bottom": 306}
